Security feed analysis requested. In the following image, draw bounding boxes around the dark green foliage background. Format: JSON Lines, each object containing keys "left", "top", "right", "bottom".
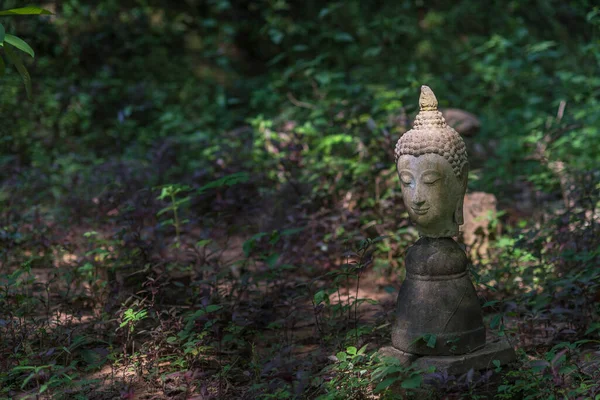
{"left": 1, "top": 0, "right": 598, "bottom": 196}
{"left": 0, "top": 0, "right": 599, "bottom": 398}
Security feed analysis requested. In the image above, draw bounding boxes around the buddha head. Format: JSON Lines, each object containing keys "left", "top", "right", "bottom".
{"left": 394, "top": 86, "right": 469, "bottom": 238}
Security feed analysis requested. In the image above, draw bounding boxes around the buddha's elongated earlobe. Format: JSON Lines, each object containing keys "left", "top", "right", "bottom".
{"left": 454, "top": 163, "right": 469, "bottom": 225}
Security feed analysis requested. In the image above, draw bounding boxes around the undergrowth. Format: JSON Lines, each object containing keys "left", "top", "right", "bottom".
{"left": 1, "top": 0, "right": 599, "bottom": 399}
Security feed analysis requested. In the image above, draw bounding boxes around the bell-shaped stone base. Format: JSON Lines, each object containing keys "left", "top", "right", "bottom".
{"left": 391, "top": 237, "right": 485, "bottom": 355}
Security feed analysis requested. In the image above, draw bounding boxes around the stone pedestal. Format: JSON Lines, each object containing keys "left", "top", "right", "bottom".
{"left": 392, "top": 237, "right": 485, "bottom": 355}
{"left": 382, "top": 236, "right": 516, "bottom": 376}
{"left": 380, "top": 337, "right": 516, "bottom": 376}
{"left": 414, "top": 337, "right": 515, "bottom": 375}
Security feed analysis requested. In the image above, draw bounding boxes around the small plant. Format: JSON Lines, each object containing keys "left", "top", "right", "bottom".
{"left": 119, "top": 307, "right": 148, "bottom": 334}
{"left": 156, "top": 184, "right": 192, "bottom": 245}
{"left": 372, "top": 355, "right": 427, "bottom": 397}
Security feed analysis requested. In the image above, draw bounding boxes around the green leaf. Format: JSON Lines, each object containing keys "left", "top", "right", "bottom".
{"left": 21, "top": 372, "right": 36, "bottom": 389}
{"left": 314, "top": 290, "right": 328, "bottom": 305}
{"left": 264, "top": 253, "right": 279, "bottom": 268}
{"left": 156, "top": 206, "right": 174, "bottom": 216}
{"left": 39, "top": 383, "right": 49, "bottom": 394}
{"left": 242, "top": 232, "right": 266, "bottom": 257}
{"left": 280, "top": 227, "right": 304, "bottom": 236}
{"left": 346, "top": 346, "right": 357, "bottom": 356}
{"left": 205, "top": 304, "right": 222, "bottom": 313}
{"left": 401, "top": 374, "right": 422, "bottom": 389}
{"left": 4, "top": 45, "right": 31, "bottom": 99}
{"left": 483, "top": 300, "right": 500, "bottom": 308}
{"left": 0, "top": 22, "right": 5, "bottom": 43}
{"left": 336, "top": 351, "right": 347, "bottom": 362}
{"left": 334, "top": 32, "right": 354, "bottom": 42}
{"left": 0, "top": 7, "right": 53, "bottom": 15}
{"left": 5, "top": 34, "right": 34, "bottom": 57}
{"left": 197, "top": 172, "right": 249, "bottom": 193}
{"left": 425, "top": 334, "right": 437, "bottom": 349}
{"left": 490, "top": 314, "right": 502, "bottom": 329}
{"left": 196, "top": 239, "right": 212, "bottom": 248}
{"left": 375, "top": 377, "right": 398, "bottom": 392}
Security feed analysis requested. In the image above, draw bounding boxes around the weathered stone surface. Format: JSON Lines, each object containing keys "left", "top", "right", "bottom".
{"left": 461, "top": 192, "right": 500, "bottom": 258}
{"left": 378, "top": 346, "right": 419, "bottom": 366}
{"left": 392, "top": 237, "right": 485, "bottom": 355}
{"left": 394, "top": 86, "right": 468, "bottom": 238}
{"left": 440, "top": 108, "right": 481, "bottom": 137}
{"left": 397, "top": 154, "right": 467, "bottom": 238}
{"left": 413, "top": 337, "right": 516, "bottom": 376}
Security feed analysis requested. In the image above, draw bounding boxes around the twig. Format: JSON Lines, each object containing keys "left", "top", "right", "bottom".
{"left": 287, "top": 92, "right": 315, "bottom": 109}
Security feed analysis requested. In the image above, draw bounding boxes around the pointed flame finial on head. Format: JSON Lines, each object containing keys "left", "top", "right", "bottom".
{"left": 419, "top": 85, "right": 438, "bottom": 111}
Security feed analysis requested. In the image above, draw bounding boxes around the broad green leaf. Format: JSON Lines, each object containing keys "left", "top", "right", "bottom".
{"left": 5, "top": 34, "right": 34, "bottom": 57}
{"left": 0, "top": 7, "right": 53, "bottom": 15}
{"left": 0, "top": 23, "right": 5, "bottom": 43}
{"left": 401, "top": 374, "right": 422, "bottom": 389}
{"left": 4, "top": 45, "right": 31, "bottom": 99}
{"left": 346, "top": 346, "right": 357, "bottom": 355}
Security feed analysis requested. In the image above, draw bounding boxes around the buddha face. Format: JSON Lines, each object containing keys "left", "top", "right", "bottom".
{"left": 397, "top": 153, "right": 467, "bottom": 237}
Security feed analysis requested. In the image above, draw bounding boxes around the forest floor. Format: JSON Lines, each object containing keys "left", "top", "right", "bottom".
{"left": 1, "top": 160, "right": 599, "bottom": 399}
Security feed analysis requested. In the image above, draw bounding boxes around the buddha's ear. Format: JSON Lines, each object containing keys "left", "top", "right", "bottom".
{"left": 454, "top": 163, "right": 469, "bottom": 225}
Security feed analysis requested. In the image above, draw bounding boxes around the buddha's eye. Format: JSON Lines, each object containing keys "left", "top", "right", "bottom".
{"left": 400, "top": 172, "right": 414, "bottom": 186}
{"left": 422, "top": 172, "right": 441, "bottom": 185}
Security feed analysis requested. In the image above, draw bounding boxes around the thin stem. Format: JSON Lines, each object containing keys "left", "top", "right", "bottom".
{"left": 170, "top": 193, "right": 180, "bottom": 242}
{"left": 354, "top": 273, "right": 360, "bottom": 343}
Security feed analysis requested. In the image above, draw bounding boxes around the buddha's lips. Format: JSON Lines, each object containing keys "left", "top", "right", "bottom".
{"left": 411, "top": 207, "right": 429, "bottom": 215}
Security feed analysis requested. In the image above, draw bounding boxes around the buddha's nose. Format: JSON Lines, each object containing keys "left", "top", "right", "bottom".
{"left": 413, "top": 186, "right": 425, "bottom": 206}
{"left": 413, "top": 199, "right": 426, "bottom": 207}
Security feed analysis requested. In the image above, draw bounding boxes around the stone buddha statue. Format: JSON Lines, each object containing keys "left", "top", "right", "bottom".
{"left": 390, "top": 86, "right": 486, "bottom": 356}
